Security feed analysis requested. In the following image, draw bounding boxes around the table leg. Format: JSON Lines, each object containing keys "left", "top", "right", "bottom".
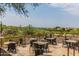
{"left": 67, "top": 44, "right": 69, "bottom": 56}
{"left": 73, "top": 44, "right": 75, "bottom": 56}
{"left": 35, "top": 49, "right": 39, "bottom": 56}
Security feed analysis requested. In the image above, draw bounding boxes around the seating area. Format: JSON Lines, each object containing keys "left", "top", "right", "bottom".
{"left": 1, "top": 36, "right": 79, "bottom": 56}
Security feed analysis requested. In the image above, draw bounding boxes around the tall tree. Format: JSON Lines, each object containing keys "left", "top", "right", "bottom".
{"left": 0, "top": 3, "right": 39, "bottom": 16}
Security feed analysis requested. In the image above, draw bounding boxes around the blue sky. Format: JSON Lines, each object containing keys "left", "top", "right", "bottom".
{"left": 1, "top": 3, "right": 79, "bottom": 28}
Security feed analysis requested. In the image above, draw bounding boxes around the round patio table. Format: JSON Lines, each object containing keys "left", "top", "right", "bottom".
{"left": 66, "top": 40, "right": 77, "bottom": 56}
{"left": 30, "top": 38, "right": 37, "bottom": 47}
{"left": 33, "top": 41, "right": 48, "bottom": 56}
{"left": 46, "top": 38, "right": 56, "bottom": 44}
{"left": 75, "top": 38, "right": 79, "bottom": 53}
{"left": 4, "top": 42, "right": 16, "bottom": 45}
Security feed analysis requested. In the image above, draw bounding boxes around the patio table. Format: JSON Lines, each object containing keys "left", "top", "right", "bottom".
{"left": 75, "top": 38, "right": 79, "bottom": 53}
{"left": 4, "top": 42, "right": 16, "bottom": 45}
{"left": 33, "top": 41, "right": 48, "bottom": 56}
{"left": 66, "top": 40, "right": 77, "bottom": 56}
{"left": 46, "top": 38, "right": 57, "bottom": 44}
{"left": 30, "top": 38, "right": 37, "bottom": 47}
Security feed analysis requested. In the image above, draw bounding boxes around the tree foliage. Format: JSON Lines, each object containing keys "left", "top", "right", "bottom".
{"left": 0, "top": 3, "right": 39, "bottom": 16}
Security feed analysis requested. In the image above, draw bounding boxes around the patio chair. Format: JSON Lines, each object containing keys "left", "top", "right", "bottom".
{"left": 7, "top": 43, "right": 16, "bottom": 53}
{"left": 30, "top": 40, "right": 37, "bottom": 47}
{"left": 33, "top": 44, "right": 44, "bottom": 56}
{"left": 43, "top": 43, "right": 49, "bottom": 53}
{"left": 0, "top": 48, "right": 12, "bottom": 56}
{"left": 63, "top": 37, "right": 69, "bottom": 45}
{"left": 19, "top": 38, "right": 23, "bottom": 45}
{"left": 52, "top": 38, "right": 57, "bottom": 45}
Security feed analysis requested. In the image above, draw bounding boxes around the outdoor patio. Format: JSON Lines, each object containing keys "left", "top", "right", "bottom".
{"left": 2, "top": 43, "right": 79, "bottom": 56}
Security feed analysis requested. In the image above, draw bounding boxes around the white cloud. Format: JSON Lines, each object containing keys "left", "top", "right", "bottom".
{"left": 49, "top": 3, "right": 79, "bottom": 16}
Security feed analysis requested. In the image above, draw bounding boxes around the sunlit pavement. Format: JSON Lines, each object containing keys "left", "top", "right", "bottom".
{"left": 4, "top": 43, "right": 79, "bottom": 56}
